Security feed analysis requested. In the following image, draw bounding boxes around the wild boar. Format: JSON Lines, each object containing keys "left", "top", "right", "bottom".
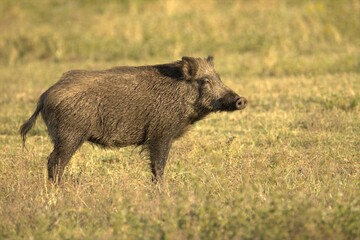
{"left": 20, "top": 56, "right": 247, "bottom": 183}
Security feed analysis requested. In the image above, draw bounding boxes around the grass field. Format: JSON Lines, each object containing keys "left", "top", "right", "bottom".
{"left": 1, "top": 0, "right": 360, "bottom": 239}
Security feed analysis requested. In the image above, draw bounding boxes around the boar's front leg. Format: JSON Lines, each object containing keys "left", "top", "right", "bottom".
{"left": 148, "top": 138, "right": 172, "bottom": 182}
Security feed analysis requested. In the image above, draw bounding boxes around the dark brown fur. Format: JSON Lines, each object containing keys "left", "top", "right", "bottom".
{"left": 20, "top": 56, "right": 247, "bottom": 183}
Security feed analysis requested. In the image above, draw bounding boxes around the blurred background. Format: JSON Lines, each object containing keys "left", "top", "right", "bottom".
{"left": 1, "top": 0, "right": 359, "bottom": 76}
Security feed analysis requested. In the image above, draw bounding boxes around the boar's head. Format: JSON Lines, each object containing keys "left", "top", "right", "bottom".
{"left": 181, "top": 56, "right": 247, "bottom": 112}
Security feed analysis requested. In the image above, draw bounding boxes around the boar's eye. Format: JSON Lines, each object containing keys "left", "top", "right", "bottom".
{"left": 198, "top": 78, "right": 211, "bottom": 88}
{"left": 203, "top": 78, "right": 210, "bottom": 84}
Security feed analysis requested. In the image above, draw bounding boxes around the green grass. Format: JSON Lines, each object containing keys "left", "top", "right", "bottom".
{"left": 1, "top": 0, "right": 360, "bottom": 239}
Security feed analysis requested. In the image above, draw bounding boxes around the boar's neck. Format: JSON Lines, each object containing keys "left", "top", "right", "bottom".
{"left": 186, "top": 104, "right": 210, "bottom": 124}
{"left": 151, "top": 63, "right": 212, "bottom": 124}
{"left": 110, "top": 63, "right": 211, "bottom": 125}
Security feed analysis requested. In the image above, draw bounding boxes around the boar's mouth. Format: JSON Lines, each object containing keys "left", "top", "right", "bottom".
{"left": 213, "top": 96, "right": 247, "bottom": 112}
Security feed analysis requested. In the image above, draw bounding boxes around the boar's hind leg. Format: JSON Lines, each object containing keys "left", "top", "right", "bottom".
{"left": 148, "top": 138, "right": 172, "bottom": 182}
{"left": 47, "top": 136, "right": 84, "bottom": 184}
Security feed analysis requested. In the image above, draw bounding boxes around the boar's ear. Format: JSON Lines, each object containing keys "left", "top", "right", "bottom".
{"left": 181, "top": 56, "right": 199, "bottom": 80}
{"left": 207, "top": 55, "right": 214, "bottom": 66}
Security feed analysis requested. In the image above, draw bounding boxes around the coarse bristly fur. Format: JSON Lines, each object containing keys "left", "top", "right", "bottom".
{"left": 20, "top": 56, "right": 247, "bottom": 183}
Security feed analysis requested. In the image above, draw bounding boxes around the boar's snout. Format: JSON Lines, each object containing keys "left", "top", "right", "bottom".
{"left": 216, "top": 92, "right": 247, "bottom": 112}
{"left": 235, "top": 97, "right": 247, "bottom": 110}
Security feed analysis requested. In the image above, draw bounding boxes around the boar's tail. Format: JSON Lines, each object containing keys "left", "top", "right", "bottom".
{"left": 20, "top": 97, "right": 44, "bottom": 148}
